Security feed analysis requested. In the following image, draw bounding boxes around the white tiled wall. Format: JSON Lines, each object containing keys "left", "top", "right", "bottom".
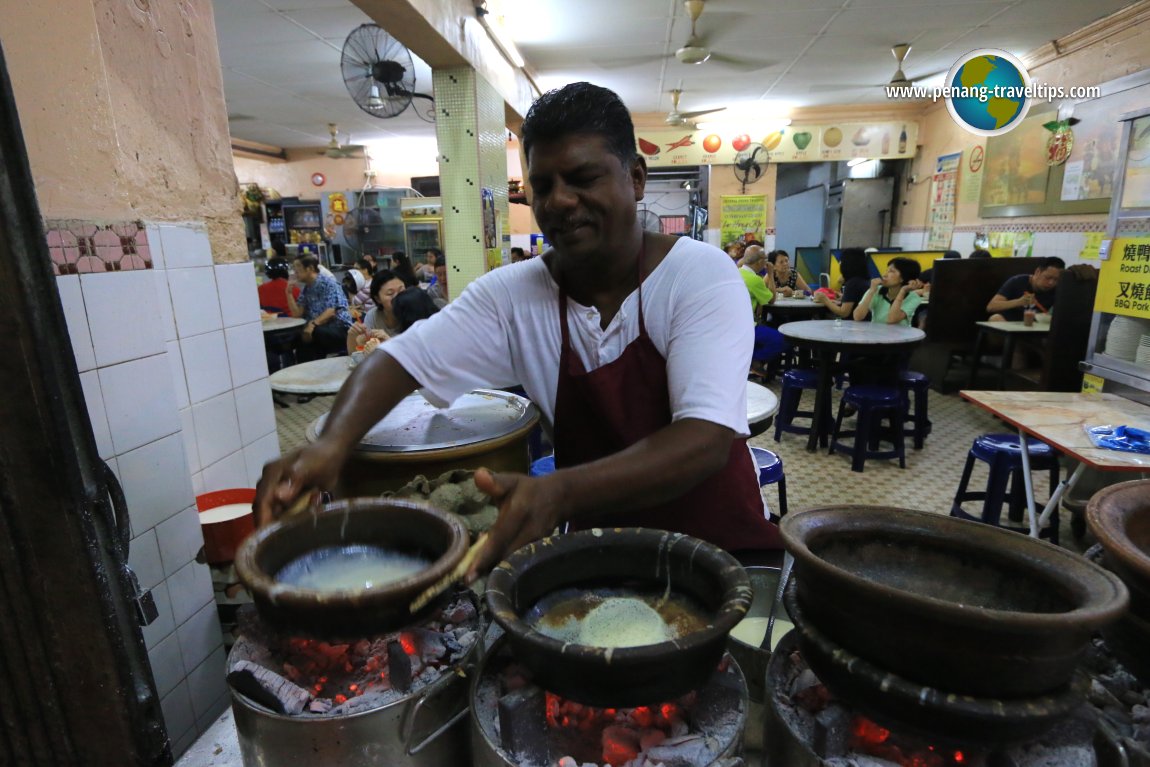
{"left": 903, "top": 228, "right": 1095, "bottom": 265}
{"left": 54, "top": 221, "right": 283, "bottom": 758}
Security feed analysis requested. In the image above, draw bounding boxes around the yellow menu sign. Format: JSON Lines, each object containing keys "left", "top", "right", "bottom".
{"left": 1095, "top": 237, "right": 1150, "bottom": 319}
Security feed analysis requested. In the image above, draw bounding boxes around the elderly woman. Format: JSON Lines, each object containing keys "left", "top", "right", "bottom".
{"left": 768, "top": 249, "right": 811, "bottom": 297}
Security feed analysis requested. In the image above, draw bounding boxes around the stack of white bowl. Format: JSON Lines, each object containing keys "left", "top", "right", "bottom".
{"left": 1105, "top": 317, "right": 1150, "bottom": 361}
{"left": 1136, "top": 334, "right": 1150, "bottom": 368}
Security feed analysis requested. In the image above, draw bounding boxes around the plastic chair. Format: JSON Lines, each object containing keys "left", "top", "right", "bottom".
{"left": 774, "top": 368, "right": 819, "bottom": 442}
{"left": 950, "top": 434, "right": 1061, "bottom": 542}
{"left": 829, "top": 385, "right": 906, "bottom": 473}
{"left": 750, "top": 447, "right": 787, "bottom": 520}
{"left": 898, "top": 370, "right": 932, "bottom": 450}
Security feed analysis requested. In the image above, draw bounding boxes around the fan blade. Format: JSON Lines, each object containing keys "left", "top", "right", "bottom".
{"left": 679, "top": 107, "right": 725, "bottom": 120}
{"left": 809, "top": 83, "right": 875, "bottom": 92}
{"left": 706, "top": 52, "right": 774, "bottom": 72}
{"left": 595, "top": 53, "right": 667, "bottom": 69}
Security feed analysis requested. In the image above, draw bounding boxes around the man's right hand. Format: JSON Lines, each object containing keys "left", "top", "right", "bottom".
{"left": 253, "top": 441, "right": 348, "bottom": 527}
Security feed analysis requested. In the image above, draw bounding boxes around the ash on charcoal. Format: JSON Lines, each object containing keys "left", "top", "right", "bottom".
{"left": 474, "top": 647, "right": 744, "bottom": 767}
{"left": 227, "top": 593, "right": 479, "bottom": 718}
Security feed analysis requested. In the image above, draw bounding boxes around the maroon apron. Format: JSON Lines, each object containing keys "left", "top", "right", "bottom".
{"left": 552, "top": 246, "right": 783, "bottom": 553}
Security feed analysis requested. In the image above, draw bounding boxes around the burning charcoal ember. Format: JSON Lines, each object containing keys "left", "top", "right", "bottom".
{"left": 499, "top": 684, "right": 551, "bottom": 765}
{"left": 387, "top": 639, "right": 413, "bottom": 692}
{"left": 227, "top": 660, "right": 311, "bottom": 715}
{"left": 813, "top": 705, "right": 852, "bottom": 758}
{"left": 795, "top": 683, "right": 832, "bottom": 712}
{"left": 601, "top": 725, "right": 642, "bottom": 766}
{"left": 638, "top": 729, "right": 666, "bottom": 751}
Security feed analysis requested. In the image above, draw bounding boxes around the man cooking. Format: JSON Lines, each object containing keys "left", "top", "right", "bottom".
{"left": 254, "top": 82, "right": 783, "bottom": 579}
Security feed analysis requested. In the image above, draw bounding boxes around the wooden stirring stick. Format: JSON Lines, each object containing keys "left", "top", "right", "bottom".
{"left": 282, "top": 491, "right": 320, "bottom": 519}
{"left": 410, "top": 533, "right": 488, "bottom": 613}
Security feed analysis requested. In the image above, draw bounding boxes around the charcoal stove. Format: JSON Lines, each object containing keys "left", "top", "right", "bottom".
{"left": 470, "top": 633, "right": 749, "bottom": 767}
{"left": 759, "top": 579, "right": 1147, "bottom": 767}
{"left": 227, "top": 589, "right": 482, "bottom": 767}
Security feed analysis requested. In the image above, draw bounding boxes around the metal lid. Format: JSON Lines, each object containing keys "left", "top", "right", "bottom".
{"left": 308, "top": 389, "right": 539, "bottom": 453}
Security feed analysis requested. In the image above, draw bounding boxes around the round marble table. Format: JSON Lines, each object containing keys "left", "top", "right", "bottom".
{"left": 746, "top": 380, "right": 779, "bottom": 438}
{"left": 766, "top": 295, "right": 825, "bottom": 326}
{"left": 779, "top": 320, "right": 925, "bottom": 452}
{"left": 268, "top": 356, "right": 353, "bottom": 395}
{"left": 261, "top": 317, "right": 306, "bottom": 333}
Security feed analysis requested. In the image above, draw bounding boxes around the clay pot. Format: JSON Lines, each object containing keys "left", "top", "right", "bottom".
{"left": 234, "top": 498, "right": 468, "bottom": 635}
{"left": 781, "top": 506, "right": 1128, "bottom": 697}
{"left": 1087, "top": 479, "right": 1150, "bottom": 618}
{"left": 485, "top": 528, "right": 751, "bottom": 707}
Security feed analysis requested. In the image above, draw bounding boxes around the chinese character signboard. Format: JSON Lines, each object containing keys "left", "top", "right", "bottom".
{"left": 1096, "top": 237, "right": 1150, "bottom": 319}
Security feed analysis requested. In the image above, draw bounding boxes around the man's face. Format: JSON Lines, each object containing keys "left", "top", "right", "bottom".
{"left": 293, "top": 261, "right": 316, "bottom": 285}
{"left": 528, "top": 134, "right": 645, "bottom": 260}
{"left": 1031, "top": 266, "right": 1062, "bottom": 292}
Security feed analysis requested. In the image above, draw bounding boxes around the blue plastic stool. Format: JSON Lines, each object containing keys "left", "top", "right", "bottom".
{"left": 829, "top": 385, "right": 906, "bottom": 473}
{"left": 529, "top": 455, "right": 555, "bottom": 477}
{"left": 750, "top": 446, "right": 788, "bottom": 520}
{"left": 950, "top": 434, "right": 1061, "bottom": 543}
{"left": 898, "top": 370, "right": 932, "bottom": 450}
{"left": 774, "top": 368, "right": 819, "bottom": 443}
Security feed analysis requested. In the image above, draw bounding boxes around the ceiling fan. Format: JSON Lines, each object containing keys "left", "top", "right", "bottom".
{"left": 665, "top": 89, "right": 724, "bottom": 127}
{"left": 810, "top": 44, "right": 945, "bottom": 92}
{"left": 598, "top": 0, "right": 772, "bottom": 71}
{"left": 317, "top": 123, "right": 364, "bottom": 159}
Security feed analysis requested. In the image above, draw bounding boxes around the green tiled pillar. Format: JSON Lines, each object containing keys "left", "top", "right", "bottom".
{"left": 432, "top": 67, "right": 509, "bottom": 299}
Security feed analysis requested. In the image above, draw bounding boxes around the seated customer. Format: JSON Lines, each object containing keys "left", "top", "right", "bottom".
{"left": 738, "top": 246, "right": 785, "bottom": 377}
{"left": 769, "top": 249, "right": 811, "bottom": 296}
{"left": 287, "top": 254, "right": 353, "bottom": 361}
{"left": 813, "top": 247, "right": 871, "bottom": 319}
{"left": 347, "top": 270, "right": 407, "bottom": 354}
{"left": 853, "top": 257, "right": 922, "bottom": 326}
{"left": 257, "top": 258, "right": 298, "bottom": 316}
{"left": 986, "top": 256, "right": 1064, "bottom": 322}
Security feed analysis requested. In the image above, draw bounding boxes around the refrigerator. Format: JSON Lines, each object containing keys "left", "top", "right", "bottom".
{"left": 401, "top": 196, "right": 444, "bottom": 256}
{"left": 321, "top": 188, "right": 411, "bottom": 265}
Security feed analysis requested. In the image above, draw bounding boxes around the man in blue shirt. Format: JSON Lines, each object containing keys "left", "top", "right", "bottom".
{"left": 287, "top": 254, "right": 353, "bottom": 361}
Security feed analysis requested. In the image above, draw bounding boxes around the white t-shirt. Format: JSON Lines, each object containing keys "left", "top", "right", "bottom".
{"left": 383, "top": 237, "right": 754, "bottom": 435}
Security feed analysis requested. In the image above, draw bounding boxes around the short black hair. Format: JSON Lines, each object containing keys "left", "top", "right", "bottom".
{"left": 295, "top": 254, "right": 319, "bottom": 273}
{"left": 355, "top": 258, "right": 374, "bottom": 272}
{"left": 969, "top": 249, "right": 993, "bottom": 259}
{"left": 425, "top": 247, "right": 444, "bottom": 260}
{"left": 369, "top": 269, "right": 400, "bottom": 302}
{"left": 390, "top": 252, "right": 419, "bottom": 287}
{"left": 510, "top": 246, "right": 525, "bottom": 257}
{"left": 521, "top": 82, "right": 637, "bottom": 167}
{"left": 767, "top": 249, "right": 789, "bottom": 264}
{"left": 1036, "top": 256, "right": 1065, "bottom": 271}
{"left": 265, "top": 257, "right": 290, "bottom": 281}
{"left": 839, "top": 248, "right": 869, "bottom": 281}
{"left": 888, "top": 257, "right": 921, "bottom": 283}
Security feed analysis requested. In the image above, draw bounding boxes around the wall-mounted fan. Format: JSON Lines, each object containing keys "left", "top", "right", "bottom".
{"left": 317, "top": 123, "right": 364, "bottom": 159}
{"left": 733, "top": 144, "right": 767, "bottom": 193}
{"left": 637, "top": 208, "right": 662, "bottom": 233}
{"left": 341, "top": 24, "right": 434, "bottom": 121}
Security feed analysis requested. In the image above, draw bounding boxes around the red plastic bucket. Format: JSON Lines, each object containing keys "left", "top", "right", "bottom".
{"left": 196, "top": 488, "right": 256, "bottom": 565}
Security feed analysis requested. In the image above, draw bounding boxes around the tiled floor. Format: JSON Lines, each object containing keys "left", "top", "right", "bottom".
{"left": 274, "top": 383, "right": 1056, "bottom": 524}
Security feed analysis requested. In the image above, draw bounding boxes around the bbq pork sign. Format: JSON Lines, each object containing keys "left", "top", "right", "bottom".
{"left": 635, "top": 121, "right": 919, "bottom": 167}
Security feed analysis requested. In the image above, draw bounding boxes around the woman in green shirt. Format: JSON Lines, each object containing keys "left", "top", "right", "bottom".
{"left": 853, "top": 257, "right": 922, "bottom": 326}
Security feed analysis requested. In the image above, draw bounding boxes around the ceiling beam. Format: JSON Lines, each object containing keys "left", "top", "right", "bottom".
{"left": 350, "top": 0, "right": 535, "bottom": 120}
{"left": 231, "top": 138, "right": 287, "bottom": 162}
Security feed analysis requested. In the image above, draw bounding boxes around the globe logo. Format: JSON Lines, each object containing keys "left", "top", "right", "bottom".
{"left": 945, "top": 49, "right": 1031, "bottom": 136}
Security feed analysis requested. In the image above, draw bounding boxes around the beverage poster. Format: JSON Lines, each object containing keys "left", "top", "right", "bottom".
{"left": 927, "top": 152, "right": 961, "bottom": 249}
{"left": 720, "top": 195, "right": 767, "bottom": 246}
